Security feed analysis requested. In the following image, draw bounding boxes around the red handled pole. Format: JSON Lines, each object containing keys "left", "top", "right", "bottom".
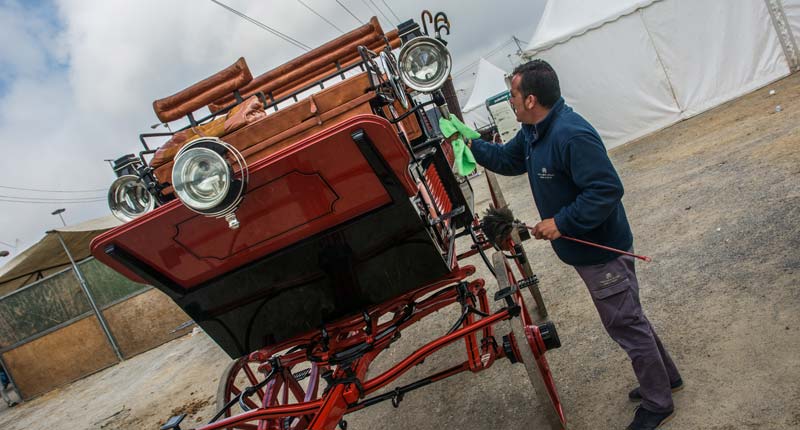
{"left": 524, "top": 226, "right": 653, "bottom": 262}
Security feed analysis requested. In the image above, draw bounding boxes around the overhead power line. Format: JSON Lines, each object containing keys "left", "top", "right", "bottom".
{"left": 452, "top": 37, "right": 525, "bottom": 78}
{"left": 0, "top": 185, "right": 106, "bottom": 193}
{"left": 335, "top": 0, "right": 364, "bottom": 25}
{"left": 368, "top": 0, "right": 395, "bottom": 25}
{"left": 0, "top": 240, "right": 18, "bottom": 249}
{"left": 0, "top": 197, "right": 106, "bottom": 204}
{"left": 209, "top": 0, "right": 312, "bottom": 51}
{"left": 360, "top": 0, "right": 380, "bottom": 20}
{"left": 296, "top": 0, "right": 345, "bottom": 33}
{"left": 380, "top": 0, "right": 402, "bottom": 23}
{"left": 0, "top": 194, "right": 105, "bottom": 202}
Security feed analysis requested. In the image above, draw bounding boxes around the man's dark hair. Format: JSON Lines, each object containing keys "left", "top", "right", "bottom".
{"left": 512, "top": 60, "right": 560, "bottom": 108}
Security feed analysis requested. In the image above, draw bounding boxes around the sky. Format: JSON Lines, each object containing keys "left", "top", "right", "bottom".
{"left": 0, "top": 0, "right": 545, "bottom": 259}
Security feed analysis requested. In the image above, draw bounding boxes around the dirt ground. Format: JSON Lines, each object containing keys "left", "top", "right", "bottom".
{"left": 1, "top": 73, "right": 798, "bottom": 430}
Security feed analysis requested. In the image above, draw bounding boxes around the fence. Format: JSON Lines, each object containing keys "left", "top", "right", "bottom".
{"left": 0, "top": 257, "right": 191, "bottom": 399}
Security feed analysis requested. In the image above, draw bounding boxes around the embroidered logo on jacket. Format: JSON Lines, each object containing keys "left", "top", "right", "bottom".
{"left": 537, "top": 167, "right": 555, "bottom": 180}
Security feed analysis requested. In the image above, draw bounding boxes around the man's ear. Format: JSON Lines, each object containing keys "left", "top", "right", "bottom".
{"left": 525, "top": 94, "right": 537, "bottom": 110}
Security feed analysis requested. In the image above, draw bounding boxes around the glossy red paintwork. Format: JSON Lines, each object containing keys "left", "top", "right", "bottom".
{"left": 91, "top": 115, "right": 417, "bottom": 288}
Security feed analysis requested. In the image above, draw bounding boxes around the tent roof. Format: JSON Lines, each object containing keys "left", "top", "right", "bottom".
{"left": 0, "top": 214, "right": 121, "bottom": 294}
{"left": 462, "top": 58, "right": 509, "bottom": 113}
{"left": 527, "top": 0, "right": 659, "bottom": 52}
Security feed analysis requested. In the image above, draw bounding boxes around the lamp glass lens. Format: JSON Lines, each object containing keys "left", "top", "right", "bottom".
{"left": 406, "top": 44, "right": 442, "bottom": 82}
{"left": 108, "top": 175, "right": 154, "bottom": 222}
{"left": 174, "top": 147, "right": 230, "bottom": 210}
{"left": 398, "top": 38, "right": 451, "bottom": 92}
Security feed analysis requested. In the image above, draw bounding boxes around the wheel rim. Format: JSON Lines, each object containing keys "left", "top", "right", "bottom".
{"left": 493, "top": 252, "right": 567, "bottom": 429}
{"left": 216, "top": 348, "right": 326, "bottom": 430}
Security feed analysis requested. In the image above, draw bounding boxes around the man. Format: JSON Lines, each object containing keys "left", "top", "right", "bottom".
{"left": 466, "top": 60, "right": 682, "bottom": 429}
{"left": 1, "top": 367, "right": 17, "bottom": 407}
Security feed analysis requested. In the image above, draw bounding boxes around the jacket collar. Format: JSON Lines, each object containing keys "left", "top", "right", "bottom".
{"left": 521, "top": 97, "right": 565, "bottom": 143}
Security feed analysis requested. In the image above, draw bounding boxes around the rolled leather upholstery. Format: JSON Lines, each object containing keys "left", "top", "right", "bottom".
{"left": 152, "top": 57, "right": 253, "bottom": 123}
{"left": 208, "top": 17, "right": 400, "bottom": 113}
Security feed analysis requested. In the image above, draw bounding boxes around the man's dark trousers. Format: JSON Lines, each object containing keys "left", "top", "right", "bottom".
{"left": 574, "top": 252, "right": 681, "bottom": 413}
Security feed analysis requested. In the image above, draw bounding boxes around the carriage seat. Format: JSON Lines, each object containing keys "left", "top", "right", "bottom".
{"left": 151, "top": 71, "right": 379, "bottom": 189}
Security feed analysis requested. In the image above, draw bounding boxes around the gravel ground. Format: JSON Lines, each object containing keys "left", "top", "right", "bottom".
{"left": 0, "top": 73, "right": 798, "bottom": 430}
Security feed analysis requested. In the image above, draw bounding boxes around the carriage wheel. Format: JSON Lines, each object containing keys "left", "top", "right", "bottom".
{"left": 493, "top": 252, "right": 567, "bottom": 429}
{"left": 483, "top": 170, "right": 549, "bottom": 320}
{"left": 216, "top": 350, "right": 326, "bottom": 430}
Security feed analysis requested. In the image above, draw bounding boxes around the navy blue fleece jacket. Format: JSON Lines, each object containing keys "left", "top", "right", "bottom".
{"left": 470, "top": 97, "right": 632, "bottom": 266}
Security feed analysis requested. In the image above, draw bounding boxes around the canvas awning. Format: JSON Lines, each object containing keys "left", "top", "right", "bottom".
{"left": 0, "top": 215, "right": 121, "bottom": 296}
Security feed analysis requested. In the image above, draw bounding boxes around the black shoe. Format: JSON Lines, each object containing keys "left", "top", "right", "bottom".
{"left": 626, "top": 406, "right": 674, "bottom": 430}
{"left": 628, "top": 378, "right": 683, "bottom": 402}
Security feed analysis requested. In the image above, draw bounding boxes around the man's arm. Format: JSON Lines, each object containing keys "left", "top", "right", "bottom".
{"left": 553, "top": 133, "right": 624, "bottom": 236}
{"left": 467, "top": 129, "right": 528, "bottom": 176}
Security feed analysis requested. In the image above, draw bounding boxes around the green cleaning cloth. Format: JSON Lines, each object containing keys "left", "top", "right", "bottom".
{"left": 438, "top": 114, "right": 479, "bottom": 176}
{"left": 449, "top": 114, "right": 481, "bottom": 140}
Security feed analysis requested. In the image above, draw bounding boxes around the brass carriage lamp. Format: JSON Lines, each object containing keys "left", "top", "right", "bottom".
{"left": 171, "top": 137, "right": 248, "bottom": 230}
{"left": 397, "top": 36, "right": 452, "bottom": 93}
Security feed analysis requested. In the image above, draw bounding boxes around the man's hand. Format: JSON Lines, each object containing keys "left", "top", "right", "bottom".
{"left": 444, "top": 132, "right": 461, "bottom": 144}
{"left": 532, "top": 218, "right": 561, "bottom": 241}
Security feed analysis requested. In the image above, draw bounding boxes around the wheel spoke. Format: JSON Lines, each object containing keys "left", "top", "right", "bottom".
{"left": 242, "top": 363, "right": 266, "bottom": 401}
{"left": 493, "top": 251, "right": 566, "bottom": 429}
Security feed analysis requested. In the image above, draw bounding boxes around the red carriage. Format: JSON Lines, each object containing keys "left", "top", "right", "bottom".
{"left": 91, "top": 12, "right": 567, "bottom": 430}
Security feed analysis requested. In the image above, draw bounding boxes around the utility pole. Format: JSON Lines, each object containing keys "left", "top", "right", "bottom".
{"left": 512, "top": 36, "right": 524, "bottom": 56}
{"left": 51, "top": 208, "right": 67, "bottom": 227}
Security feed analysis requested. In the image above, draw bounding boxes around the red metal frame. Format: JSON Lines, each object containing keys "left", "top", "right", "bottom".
{"left": 203, "top": 251, "right": 566, "bottom": 430}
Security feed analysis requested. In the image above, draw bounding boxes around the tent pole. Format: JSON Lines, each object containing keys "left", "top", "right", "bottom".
{"left": 639, "top": 9, "right": 682, "bottom": 114}
{"left": 764, "top": 0, "right": 800, "bottom": 72}
{"left": 53, "top": 232, "right": 124, "bottom": 362}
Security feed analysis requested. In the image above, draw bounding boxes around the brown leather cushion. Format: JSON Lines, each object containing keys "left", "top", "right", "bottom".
{"left": 152, "top": 57, "right": 253, "bottom": 123}
{"left": 150, "top": 96, "right": 266, "bottom": 168}
{"left": 153, "top": 72, "right": 376, "bottom": 188}
{"left": 209, "top": 17, "right": 400, "bottom": 113}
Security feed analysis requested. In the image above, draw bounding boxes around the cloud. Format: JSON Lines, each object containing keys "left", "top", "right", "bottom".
{"left": 0, "top": 0, "right": 544, "bottom": 255}
{"left": 0, "top": 1, "right": 67, "bottom": 93}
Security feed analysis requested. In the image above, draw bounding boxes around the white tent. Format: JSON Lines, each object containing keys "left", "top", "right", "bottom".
{"left": 463, "top": 59, "right": 509, "bottom": 112}
{"left": 459, "top": 58, "right": 510, "bottom": 129}
{"left": 523, "top": 0, "right": 800, "bottom": 148}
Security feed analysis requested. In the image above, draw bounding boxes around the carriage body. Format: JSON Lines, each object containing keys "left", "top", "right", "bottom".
{"left": 91, "top": 17, "right": 474, "bottom": 358}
